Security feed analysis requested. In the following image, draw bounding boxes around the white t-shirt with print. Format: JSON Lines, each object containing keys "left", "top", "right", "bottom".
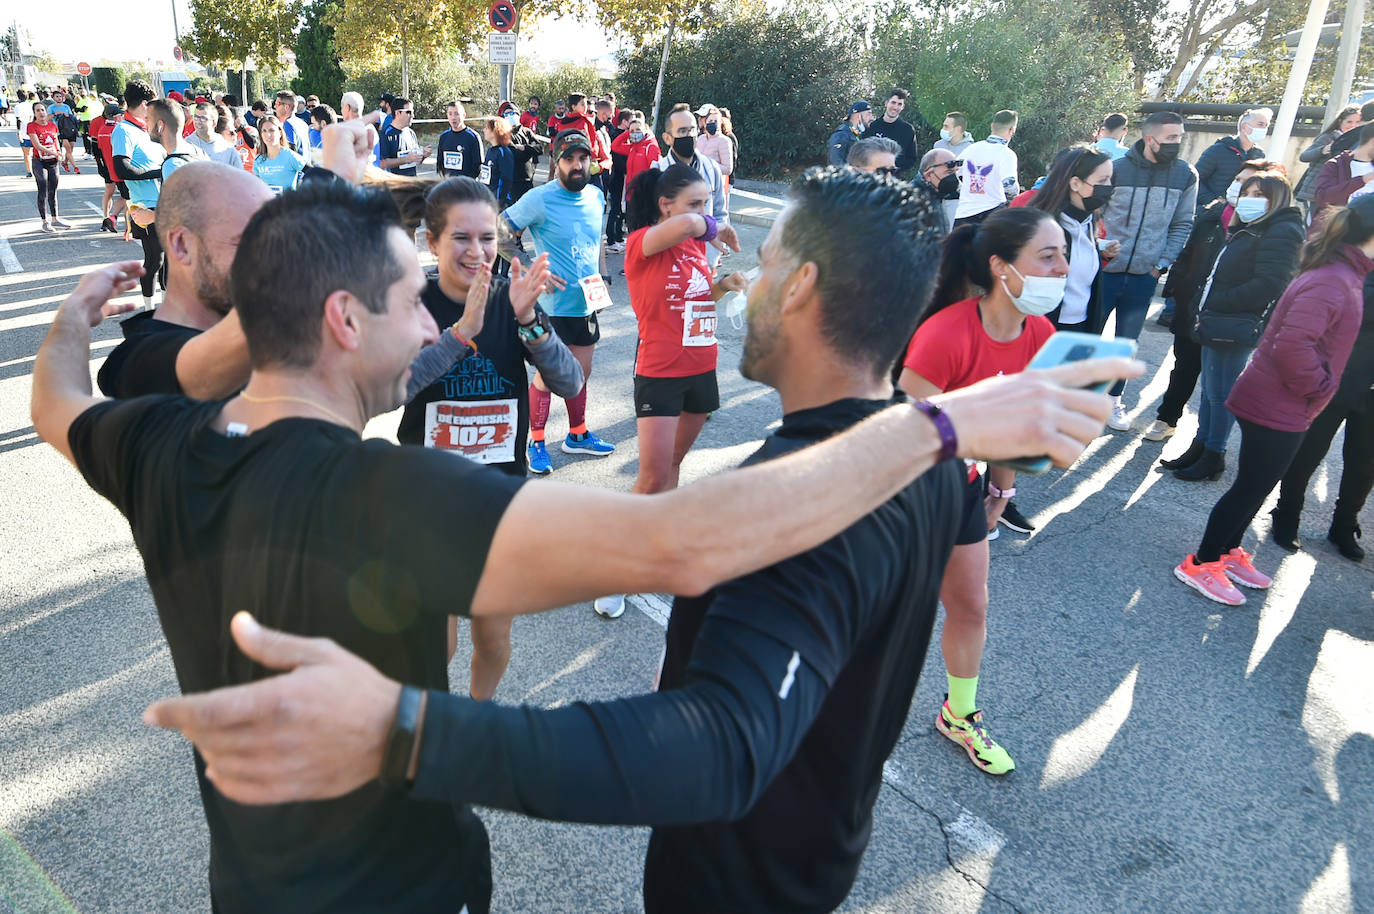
{"left": 955, "top": 137, "right": 1019, "bottom": 220}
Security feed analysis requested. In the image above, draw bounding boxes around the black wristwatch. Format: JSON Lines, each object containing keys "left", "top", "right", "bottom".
{"left": 517, "top": 309, "right": 551, "bottom": 344}
{"left": 379, "top": 685, "right": 423, "bottom": 787}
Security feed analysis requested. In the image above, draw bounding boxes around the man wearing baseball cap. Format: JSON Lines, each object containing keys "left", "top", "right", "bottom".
{"left": 500, "top": 129, "right": 617, "bottom": 474}
{"left": 828, "top": 100, "right": 873, "bottom": 167}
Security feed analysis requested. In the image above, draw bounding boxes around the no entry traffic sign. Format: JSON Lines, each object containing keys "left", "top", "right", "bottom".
{"left": 76, "top": 61, "right": 92, "bottom": 76}
{"left": 488, "top": 1, "right": 517, "bottom": 32}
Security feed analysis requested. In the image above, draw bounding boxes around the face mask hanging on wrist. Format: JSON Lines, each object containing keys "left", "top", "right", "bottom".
{"left": 1003, "top": 264, "right": 1066, "bottom": 317}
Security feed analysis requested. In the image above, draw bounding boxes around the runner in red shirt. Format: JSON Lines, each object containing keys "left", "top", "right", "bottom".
{"left": 610, "top": 112, "right": 660, "bottom": 191}
{"left": 93, "top": 104, "right": 128, "bottom": 232}
{"left": 27, "top": 103, "right": 70, "bottom": 231}
{"left": 898, "top": 206, "right": 1066, "bottom": 777}
{"left": 519, "top": 95, "right": 541, "bottom": 132}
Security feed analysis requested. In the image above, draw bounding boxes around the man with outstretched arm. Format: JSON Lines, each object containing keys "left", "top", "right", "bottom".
{"left": 36, "top": 176, "right": 1138, "bottom": 909}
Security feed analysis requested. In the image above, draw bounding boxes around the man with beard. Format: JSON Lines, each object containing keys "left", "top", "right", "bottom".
{"left": 97, "top": 162, "right": 273, "bottom": 398}
{"left": 501, "top": 130, "right": 628, "bottom": 472}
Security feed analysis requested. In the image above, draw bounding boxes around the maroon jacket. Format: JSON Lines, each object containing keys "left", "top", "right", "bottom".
{"left": 1228, "top": 244, "right": 1374, "bottom": 432}
{"left": 1310, "top": 153, "right": 1374, "bottom": 237}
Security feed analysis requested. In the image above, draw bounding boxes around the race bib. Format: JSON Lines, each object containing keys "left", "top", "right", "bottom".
{"left": 579, "top": 274, "right": 612, "bottom": 312}
{"left": 424, "top": 399, "right": 518, "bottom": 465}
{"left": 682, "top": 298, "right": 717, "bottom": 347}
{"left": 444, "top": 150, "right": 464, "bottom": 171}
{"left": 267, "top": 185, "right": 284, "bottom": 196}
{"left": 479, "top": 163, "right": 492, "bottom": 184}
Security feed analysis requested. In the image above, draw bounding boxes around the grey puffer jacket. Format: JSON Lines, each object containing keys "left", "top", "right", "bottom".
{"left": 1101, "top": 140, "right": 1198, "bottom": 276}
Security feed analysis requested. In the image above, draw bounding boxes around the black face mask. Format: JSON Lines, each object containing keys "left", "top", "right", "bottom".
{"left": 1082, "top": 184, "right": 1114, "bottom": 211}
{"left": 672, "top": 135, "right": 697, "bottom": 159}
{"left": 1153, "top": 141, "right": 1181, "bottom": 164}
{"left": 705, "top": 122, "right": 718, "bottom": 135}
{"left": 937, "top": 174, "right": 960, "bottom": 197}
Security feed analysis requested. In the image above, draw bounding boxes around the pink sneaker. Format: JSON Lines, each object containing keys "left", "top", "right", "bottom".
{"left": 1174, "top": 554, "right": 1246, "bottom": 606}
{"left": 1220, "top": 548, "right": 1272, "bottom": 589}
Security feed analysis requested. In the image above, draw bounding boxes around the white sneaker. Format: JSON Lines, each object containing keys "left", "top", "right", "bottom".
{"left": 1144, "top": 420, "right": 1175, "bottom": 441}
{"left": 986, "top": 527, "right": 1000, "bottom": 542}
{"left": 1107, "top": 403, "right": 1131, "bottom": 432}
{"left": 593, "top": 594, "right": 626, "bottom": 619}
{"left": 606, "top": 242, "right": 625, "bottom": 254}
{"left": 51, "top": 217, "right": 71, "bottom": 229}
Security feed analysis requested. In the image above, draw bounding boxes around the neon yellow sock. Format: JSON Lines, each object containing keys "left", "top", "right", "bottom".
{"left": 947, "top": 674, "right": 979, "bottom": 719}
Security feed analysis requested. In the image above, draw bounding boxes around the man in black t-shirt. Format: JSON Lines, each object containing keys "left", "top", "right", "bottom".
{"left": 862, "top": 88, "right": 920, "bottom": 175}
{"left": 98, "top": 161, "right": 271, "bottom": 399}
{"left": 435, "top": 100, "right": 483, "bottom": 179}
{"left": 112, "top": 178, "right": 1139, "bottom": 911}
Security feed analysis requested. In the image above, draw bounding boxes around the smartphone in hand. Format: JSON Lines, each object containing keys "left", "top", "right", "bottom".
{"left": 990, "top": 331, "right": 1138, "bottom": 474}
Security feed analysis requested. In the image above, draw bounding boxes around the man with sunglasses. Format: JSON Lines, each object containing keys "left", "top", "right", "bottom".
{"left": 846, "top": 136, "right": 901, "bottom": 177}
{"left": 919, "top": 147, "right": 963, "bottom": 229}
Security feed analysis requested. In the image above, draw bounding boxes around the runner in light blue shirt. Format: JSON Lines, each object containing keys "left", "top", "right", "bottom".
{"left": 252, "top": 116, "right": 306, "bottom": 193}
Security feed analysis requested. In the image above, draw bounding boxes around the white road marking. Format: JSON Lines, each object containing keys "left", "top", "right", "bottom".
{"left": 84, "top": 201, "right": 102, "bottom": 216}
{"left": 628, "top": 592, "right": 672, "bottom": 627}
{"left": 947, "top": 807, "right": 1007, "bottom": 858}
{"left": 0, "top": 234, "right": 20, "bottom": 274}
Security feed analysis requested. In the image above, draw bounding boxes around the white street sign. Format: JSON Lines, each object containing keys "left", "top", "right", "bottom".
{"left": 489, "top": 33, "right": 517, "bottom": 65}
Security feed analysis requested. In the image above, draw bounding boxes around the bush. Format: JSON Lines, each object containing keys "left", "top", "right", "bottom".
{"left": 225, "top": 69, "right": 265, "bottom": 105}
{"left": 871, "top": 0, "right": 1136, "bottom": 185}
{"left": 615, "top": 9, "right": 868, "bottom": 177}
{"left": 90, "top": 66, "right": 128, "bottom": 98}
{"left": 345, "top": 54, "right": 500, "bottom": 120}
{"left": 513, "top": 59, "right": 610, "bottom": 118}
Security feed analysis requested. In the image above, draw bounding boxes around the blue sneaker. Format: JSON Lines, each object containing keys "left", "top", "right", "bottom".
{"left": 562, "top": 431, "right": 615, "bottom": 456}
{"left": 527, "top": 440, "right": 552, "bottom": 475}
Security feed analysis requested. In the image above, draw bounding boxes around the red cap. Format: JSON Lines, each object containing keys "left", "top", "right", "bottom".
{"left": 167, "top": 90, "right": 184, "bottom": 102}
{"left": 194, "top": 95, "right": 207, "bottom": 103}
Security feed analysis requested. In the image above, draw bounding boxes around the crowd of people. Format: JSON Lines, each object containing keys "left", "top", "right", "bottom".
{"left": 14, "top": 71, "right": 1373, "bottom": 913}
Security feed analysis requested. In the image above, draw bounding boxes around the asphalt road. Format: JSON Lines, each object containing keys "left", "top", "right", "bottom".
{"left": 1, "top": 140, "right": 1371, "bottom": 914}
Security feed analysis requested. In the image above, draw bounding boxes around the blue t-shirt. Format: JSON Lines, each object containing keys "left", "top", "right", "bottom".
{"left": 503, "top": 181, "right": 605, "bottom": 317}
{"left": 111, "top": 117, "right": 165, "bottom": 209}
{"left": 280, "top": 116, "right": 311, "bottom": 160}
{"left": 253, "top": 147, "right": 306, "bottom": 193}
{"left": 46, "top": 102, "right": 73, "bottom": 118}
{"left": 161, "top": 144, "right": 201, "bottom": 179}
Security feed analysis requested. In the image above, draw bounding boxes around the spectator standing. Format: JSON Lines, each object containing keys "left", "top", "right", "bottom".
{"left": 656, "top": 105, "right": 729, "bottom": 259}
{"left": 1295, "top": 105, "right": 1361, "bottom": 215}
{"left": 500, "top": 101, "right": 541, "bottom": 205}
{"left": 953, "top": 109, "right": 1020, "bottom": 227}
{"left": 1166, "top": 173, "right": 1304, "bottom": 483}
{"left": 605, "top": 109, "right": 633, "bottom": 253}
{"left": 1194, "top": 107, "right": 1271, "bottom": 214}
{"left": 828, "top": 101, "right": 873, "bottom": 167}
{"left": 186, "top": 101, "right": 244, "bottom": 168}
{"left": 861, "top": 88, "right": 917, "bottom": 173}
{"left": 933, "top": 111, "right": 972, "bottom": 157}
{"left": 1173, "top": 196, "right": 1374, "bottom": 606}
{"left": 718, "top": 107, "right": 740, "bottom": 169}
{"left": 379, "top": 98, "right": 430, "bottom": 177}
{"left": 1098, "top": 110, "right": 1197, "bottom": 430}
{"left": 918, "top": 147, "right": 961, "bottom": 229}
{"left": 1030, "top": 143, "right": 1118, "bottom": 332}
{"left": 1311, "top": 124, "right": 1374, "bottom": 236}
{"left": 848, "top": 137, "right": 901, "bottom": 175}
{"left": 482, "top": 116, "right": 516, "bottom": 210}
{"left": 611, "top": 111, "right": 660, "bottom": 191}
{"left": 1322, "top": 100, "right": 1374, "bottom": 160}
{"left": 436, "top": 101, "right": 483, "bottom": 179}
{"left": 519, "top": 95, "right": 541, "bottom": 131}
{"left": 1094, "top": 113, "right": 1130, "bottom": 160}
{"left": 695, "top": 104, "right": 733, "bottom": 196}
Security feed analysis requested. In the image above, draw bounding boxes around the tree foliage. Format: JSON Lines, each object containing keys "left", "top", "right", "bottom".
{"left": 615, "top": 8, "right": 866, "bottom": 175}
{"left": 183, "top": 0, "right": 303, "bottom": 68}
{"left": 226, "top": 68, "right": 266, "bottom": 102}
{"left": 90, "top": 66, "right": 129, "bottom": 98}
{"left": 293, "top": 0, "right": 346, "bottom": 102}
{"left": 515, "top": 60, "right": 608, "bottom": 114}
{"left": 345, "top": 53, "right": 500, "bottom": 118}
{"left": 329, "top": 0, "right": 485, "bottom": 70}
{"left": 873, "top": 0, "right": 1136, "bottom": 184}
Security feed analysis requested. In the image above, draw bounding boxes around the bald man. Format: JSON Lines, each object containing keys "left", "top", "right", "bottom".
{"left": 97, "top": 161, "right": 273, "bottom": 399}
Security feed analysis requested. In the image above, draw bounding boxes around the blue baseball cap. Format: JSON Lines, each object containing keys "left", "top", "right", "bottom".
{"left": 848, "top": 101, "right": 872, "bottom": 115}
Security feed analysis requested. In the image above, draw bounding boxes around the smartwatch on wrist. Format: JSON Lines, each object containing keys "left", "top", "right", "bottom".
{"left": 379, "top": 685, "right": 423, "bottom": 787}
{"left": 517, "top": 310, "right": 551, "bottom": 344}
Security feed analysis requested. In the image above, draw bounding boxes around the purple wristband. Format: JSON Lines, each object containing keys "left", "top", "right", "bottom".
{"left": 913, "top": 400, "right": 958, "bottom": 463}
{"left": 697, "top": 214, "right": 719, "bottom": 243}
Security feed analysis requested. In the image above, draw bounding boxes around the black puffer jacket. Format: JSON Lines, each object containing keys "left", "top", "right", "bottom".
{"left": 1333, "top": 271, "right": 1374, "bottom": 414}
{"left": 1197, "top": 204, "right": 1305, "bottom": 322}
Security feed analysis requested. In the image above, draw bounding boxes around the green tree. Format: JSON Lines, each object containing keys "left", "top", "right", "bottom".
{"left": 182, "top": 0, "right": 304, "bottom": 77}
{"left": 515, "top": 59, "right": 607, "bottom": 118}
{"left": 226, "top": 68, "right": 265, "bottom": 102}
{"left": 91, "top": 65, "right": 129, "bottom": 98}
{"left": 872, "top": 0, "right": 1136, "bottom": 184}
{"left": 616, "top": 8, "right": 867, "bottom": 176}
{"left": 599, "top": 0, "right": 725, "bottom": 129}
{"left": 345, "top": 52, "right": 500, "bottom": 120}
{"left": 293, "top": 0, "right": 346, "bottom": 102}
{"left": 329, "top": 0, "right": 488, "bottom": 98}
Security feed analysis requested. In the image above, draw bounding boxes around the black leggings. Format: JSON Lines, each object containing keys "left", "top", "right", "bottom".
{"left": 1197, "top": 418, "right": 1306, "bottom": 562}
{"left": 1157, "top": 330, "right": 1202, "bottom": 426}
{"left": 1277, "top": 396, "right": 1374, "bottom": 527}
{"left": 33, "top": 158, "right": 58, "bottom": 219}
{"left": 133, "top": 222, "right": 164, "bottom": 298}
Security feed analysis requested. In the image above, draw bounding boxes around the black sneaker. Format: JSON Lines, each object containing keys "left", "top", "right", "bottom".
{"left": 998, "top": 501, "right": 1036, "bottom": 534}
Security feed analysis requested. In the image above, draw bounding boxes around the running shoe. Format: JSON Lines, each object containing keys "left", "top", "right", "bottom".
{"left": 935, "top": 699, "right": 1015, "bottom": 775}
{"left": 593, "top": 594, "right": 626, "bottom": 619}
{"left": 51, "top": 218, "right": 71, "bottom": 229}
{"left": 1173, "top": 554, "right": 1246, "bottom": 606}
{"left": 562, "top": 431, "right": 615, "bottom": 456}
{"left": 527, "top": 440, "right": 553, "bottom": 475}
{"left": 61, "top": 160, "right": 71, "bottom": 173}
{"left": 1144, "top": 420, "right": 1175, "bottom": 442}
{"left": 1220, "top": 547, "right": 1272, "bottom": 589}
{"left": 72, "top": 166, "right": 80, "bottom": 174}
{"left": 40, "top": 221, "right": 55, "bottom": 233}
{"left": 1107, "top": 403, "right": 1131, "bottom": 432}
{"left": 998, "top": 501, "right": 1036, "bottom": 534}
{"left": 986, "top": 526, "right": 999, "bottom": 541}
{"left": 606, "top": 241, "right": 625, "bottom": 254}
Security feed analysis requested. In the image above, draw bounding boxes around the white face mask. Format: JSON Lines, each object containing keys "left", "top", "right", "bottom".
{"left": 1248, "top": 125, "right": 1268, "bottom": 144}
{"left": 1234, "top": 197, "right": 1269, "bottom": 223}
{"left": 1226, "top": 180, "right": 1243, "bottom": 206}
{"left": 1003, "top": 264, "right": 1066, "bottom": 317}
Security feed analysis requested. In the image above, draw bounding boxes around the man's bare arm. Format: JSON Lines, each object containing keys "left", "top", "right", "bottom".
{"left": 175, "top": 310, "right": 252, "bottom": 401}
{"left": 30, "top": 262, "right": 143, "bottom": 465}
{"left": 469, "top": 358, "right": 1142, "bottom": 617}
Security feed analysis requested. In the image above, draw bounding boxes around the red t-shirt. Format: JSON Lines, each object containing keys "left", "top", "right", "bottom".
{"left": 97, "top": 119, "right": 119, "bottom": 176}
{"left": 903, "top": 297, "right": 1055, "bottom": 392}
{"left": 626, "top": 226, "right": 718, "bottom": 378}
{"left": 519, "top": 111, "right": 539, "bottom": 131}
{"left": 27, "top": 121, "right": 60, "bottom": 160}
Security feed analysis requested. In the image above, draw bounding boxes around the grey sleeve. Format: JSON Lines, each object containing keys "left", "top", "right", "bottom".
{"left": 1299, "top": 132, "right": 1333, "bottom": 164}
{"left": 712, "top": 165, "right": 728, "bottom": 221}
{"left": 525, "top": 328, "right": 584, "bottom": 399}
{"left": 1162, "top": 176, "right": 1198, "bottom": 267}
{"left": 406, "top": 332, "right": 470, "bottom": 401}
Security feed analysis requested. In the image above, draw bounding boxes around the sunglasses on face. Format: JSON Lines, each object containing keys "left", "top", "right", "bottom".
{"left": 875, "top": 166, "right": 900, "bottom": 176}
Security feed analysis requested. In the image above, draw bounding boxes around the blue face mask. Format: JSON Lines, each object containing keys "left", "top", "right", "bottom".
{"left": 1235, "top": 197, "right": 1269, "bottom": 223}
{"left": 940, "top": 128, "right": 952, "bottom": 141}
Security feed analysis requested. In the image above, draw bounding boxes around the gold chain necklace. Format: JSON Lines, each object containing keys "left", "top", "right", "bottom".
{"left": 239, "top": 391, "right": 356, "bottom": 429}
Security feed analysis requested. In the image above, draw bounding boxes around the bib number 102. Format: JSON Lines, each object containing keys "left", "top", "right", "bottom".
{"left": 447, "top": 425, "right": 497, "bottom": 447}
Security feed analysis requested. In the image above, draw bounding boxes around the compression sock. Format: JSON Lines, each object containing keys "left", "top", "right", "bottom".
{"left": 566, "top": 386, "right": 588, "bottom": 436}
{"left": 947, "top": 674, "right": 980, "bottom": 719}
{"left": 529, "top": 382, "right": 551, "bottom": 438}
{"left": 143, "top": 294, "right": 155, "bottom": 310}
